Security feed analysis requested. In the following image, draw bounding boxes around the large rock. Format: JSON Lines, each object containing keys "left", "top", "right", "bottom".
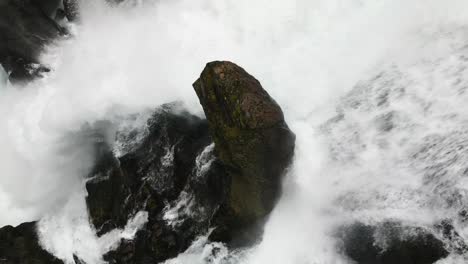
{"left": 0, "top": 222, "right": 62, "bottom": 264}
{"left": 193, "top": 61, "right": 295, "bottom": 243}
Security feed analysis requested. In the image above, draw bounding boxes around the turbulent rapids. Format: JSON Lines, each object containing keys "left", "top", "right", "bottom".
{"left": 3, "top": 0, "right": 468, "bottom": 264}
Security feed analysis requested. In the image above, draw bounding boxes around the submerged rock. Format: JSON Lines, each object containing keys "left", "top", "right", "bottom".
{"left": 339, "top": 222, "right": 449, "bottom": 264}
{"left": 0, "top": 222, "right": 62, "bottom": 264}
{"left": 193, "top": 61, "right": 295, "bottom": 244}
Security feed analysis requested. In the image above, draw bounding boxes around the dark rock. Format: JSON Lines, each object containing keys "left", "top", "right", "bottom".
{"left": 86, "top": 103, "right": 212, "bottom": 225}
{"left": 87, "top": 103, "right": 223, "bottom": 262}
{"left": 339, "top": 222, "right": 449, "bottom": 264}
{"left": 0, "top": 222, "right": 63, "bottom": 264}
{"left": 0, "top": 0, "right": 66, "bottom": 83}
{"left": 193, "top": 61, "right": 295, "bottom": 244}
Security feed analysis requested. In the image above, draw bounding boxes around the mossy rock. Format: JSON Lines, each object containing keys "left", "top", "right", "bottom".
{"left": 193, "top": 61, "right": 295, "bottom": 244}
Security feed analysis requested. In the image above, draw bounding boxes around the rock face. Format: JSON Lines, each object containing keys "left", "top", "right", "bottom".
{"left": 0, "top": 0, "right": 67, "bottom": 83}
{"left": 0, "top": 222, "right": 62, "bottom": 264}
{"left": 193, "top": 61, "right": 295, "bottom": 243}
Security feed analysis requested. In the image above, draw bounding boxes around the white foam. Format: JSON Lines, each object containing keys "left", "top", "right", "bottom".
{"left": 37, "top": 186, "right": 148, "bottom": 264}
{"left": 195, "top": 143, "right": 215, "bottom": 178}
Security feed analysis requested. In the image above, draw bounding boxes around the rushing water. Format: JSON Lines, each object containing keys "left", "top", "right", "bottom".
{"left": 3, "top": 0, "right": 468, "bottom": 263}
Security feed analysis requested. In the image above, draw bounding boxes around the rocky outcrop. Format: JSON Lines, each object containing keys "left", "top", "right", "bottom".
{"left": 193, "top": 61, "right": 295, "bottom": 244}
{"left": 0, "top": 222, "right": 62, "bottom": 264}
{"left": 84, "top": 62, "right": 295, "bottom": 262}
{"left": 0, "top": 0, "right": 67, "bottom": 83}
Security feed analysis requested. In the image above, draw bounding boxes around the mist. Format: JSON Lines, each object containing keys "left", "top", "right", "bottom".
{"left": 2, "top": 0, "right": 468, "bottom": 263}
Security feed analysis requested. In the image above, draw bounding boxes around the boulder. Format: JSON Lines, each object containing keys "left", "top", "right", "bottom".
{"left": 193, "top": 61, "right": 295, "bottom": 244}
{"left": 339, "top": 222, "right": 449, "bottom": 264}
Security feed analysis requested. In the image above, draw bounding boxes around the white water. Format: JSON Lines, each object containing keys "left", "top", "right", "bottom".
{"left": 2, "top": 0, "right": 468, "bottom": 263}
